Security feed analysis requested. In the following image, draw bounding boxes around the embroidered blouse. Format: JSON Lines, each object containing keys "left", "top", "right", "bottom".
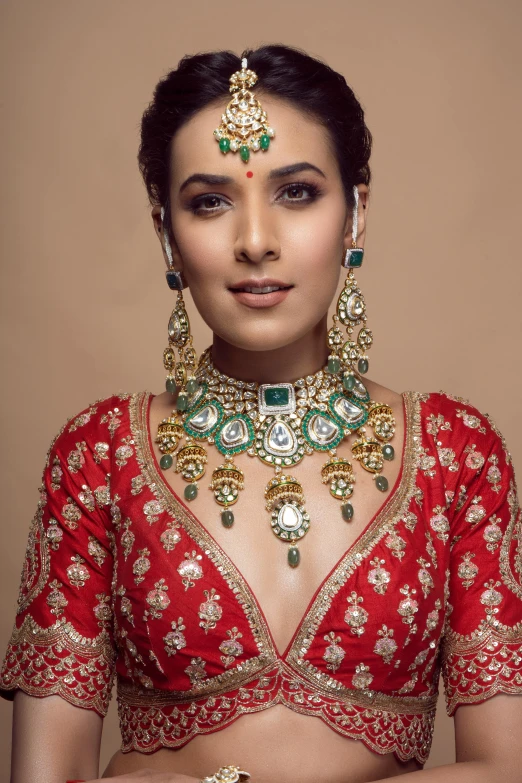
{"left": 1, "top": 390, "right": 521, "bottom": 765}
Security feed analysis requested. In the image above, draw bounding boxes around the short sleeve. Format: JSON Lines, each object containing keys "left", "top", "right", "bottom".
{"left": 0, "top": 401, "right": 117, "bottom": 716}
{"left": 440, "top": 404, "right": 522, "bottom": 716}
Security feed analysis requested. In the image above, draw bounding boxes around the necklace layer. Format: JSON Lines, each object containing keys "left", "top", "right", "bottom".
{"left": 155, "top": 347, "right": 396, "bottom": 567}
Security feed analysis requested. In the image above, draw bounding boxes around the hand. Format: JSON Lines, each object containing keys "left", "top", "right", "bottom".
{"left": 81, "top": 771, "right": 201, "bottom": 783}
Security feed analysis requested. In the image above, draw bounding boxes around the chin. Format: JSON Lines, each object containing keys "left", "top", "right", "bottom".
{"left": 213, "top": 323, "right": 310, "bottom": 353}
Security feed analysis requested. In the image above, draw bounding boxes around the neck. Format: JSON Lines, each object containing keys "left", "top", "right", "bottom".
{"left": 211, "top": 317, "right": 329, "bottom": 384}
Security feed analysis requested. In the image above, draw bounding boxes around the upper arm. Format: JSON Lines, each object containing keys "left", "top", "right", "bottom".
{"left": 12, "top": 690, "right": 103, "bottom": 783}
{"left": 454, "top": 693, "right": 522, "bottom": 775}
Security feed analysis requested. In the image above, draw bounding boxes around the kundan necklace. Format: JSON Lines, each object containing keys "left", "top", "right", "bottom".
{"left": 155, "top": 347, "right": 396, "bottom": 567}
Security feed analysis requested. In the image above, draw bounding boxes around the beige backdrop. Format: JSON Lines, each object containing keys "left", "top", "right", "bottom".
{"left": 1, "top": 0, "right": 521, "bottom": 777}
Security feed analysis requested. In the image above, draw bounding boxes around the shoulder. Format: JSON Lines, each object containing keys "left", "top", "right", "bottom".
{"left": 417, "top": 389, "right": 513, "bottom": 462}
{"left": 43, "top": 391, "right": 138, "bottom": 466}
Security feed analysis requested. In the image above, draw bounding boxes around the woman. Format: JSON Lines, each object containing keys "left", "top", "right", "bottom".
{"left": 1, "top": 44, "right": 521, "bottom": 783}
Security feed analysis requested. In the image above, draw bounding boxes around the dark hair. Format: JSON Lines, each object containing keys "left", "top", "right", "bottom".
{"left": 138, "top": 44, "right": 372, "bottom": 241}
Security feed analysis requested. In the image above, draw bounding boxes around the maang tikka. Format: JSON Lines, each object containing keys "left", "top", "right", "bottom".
{"left": 155, "top": 76, "right": 396, "bottom": 568}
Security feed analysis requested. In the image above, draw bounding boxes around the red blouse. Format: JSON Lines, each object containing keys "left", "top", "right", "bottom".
{"left": 1, "top": 390, "right": 521, "bottom": 765}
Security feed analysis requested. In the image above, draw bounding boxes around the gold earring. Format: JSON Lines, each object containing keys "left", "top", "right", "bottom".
{"left": 327, "top": 186, "right": 372, "bottom": 389}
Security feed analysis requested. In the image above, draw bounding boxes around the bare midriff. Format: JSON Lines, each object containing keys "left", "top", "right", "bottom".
{"left": 102, "top": 705, "right": 423, "bottom": 781}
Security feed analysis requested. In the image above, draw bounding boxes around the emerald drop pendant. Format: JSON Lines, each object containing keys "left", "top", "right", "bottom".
{"left": 343, "top": 373, "right": 356, "bottom": 392}
{"left": 288, "top": 545, "right": 300, "bottom": 567}
{"left": 184, "top": 483, "right": 198, "bottom": 501}
{"left": 375, "top": 475, "right": 389, "bottom": 492}
{"left": 327, "top": 355, "right": 341, "bottom": 374}
{"left": 260, "top": 134, "right": 270, "bottom": 150}
{"left": 166, "top": 377, "right": 177, "bottom": 394}
{"left": 358, "top": 358, "right": 369, "bottom": 375}
{"left": 185, "top": 378, "right": 199, "bottom": 395}
{"left": 160, "top": 454, "right": 173, "bottom": 470}
{"left": 176, "top": 392, "right": 189, "bottom": 412}
{"left": 341, "top": 502, "right": 354, "bottom": 521}
{"left": 221, "top": 509, "right": 234, "bottom": 528}
{"left": 219, "top": 137, "right": 230, "bottom": 153}
{"left": 240, "top": 145, "right": 250, "bottom": 162}
{"left": 382, "top": 444, "right": 395, "bottom": 461}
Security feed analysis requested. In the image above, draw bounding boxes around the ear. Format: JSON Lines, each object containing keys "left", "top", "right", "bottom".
{"left": 151, "top": 205, "right": 184, "bottom": 272}
{"left": 343, "top": 184, "right": 369, "bottom": 252}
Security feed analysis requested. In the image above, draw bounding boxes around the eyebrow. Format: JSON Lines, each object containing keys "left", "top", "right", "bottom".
{"left": 178, "top": 161, "right": 326, "bottom": 193}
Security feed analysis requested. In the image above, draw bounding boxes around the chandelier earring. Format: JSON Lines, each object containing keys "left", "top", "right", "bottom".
{"left": 156, "top": 207, "right": 207, "bottom": 500}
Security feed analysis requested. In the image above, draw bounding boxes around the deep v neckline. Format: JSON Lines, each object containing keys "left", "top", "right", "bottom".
{"left": 132, "top": 389, "right": 418, "bottom": 661}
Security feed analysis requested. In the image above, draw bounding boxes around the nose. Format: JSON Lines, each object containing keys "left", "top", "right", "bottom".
{"left": 233, "top": 193, "right": 281, "bottom": 265}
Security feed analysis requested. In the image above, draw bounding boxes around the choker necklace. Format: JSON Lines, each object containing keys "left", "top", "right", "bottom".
{"left": 155, "top": 347, "right": 396, "bottom": 567}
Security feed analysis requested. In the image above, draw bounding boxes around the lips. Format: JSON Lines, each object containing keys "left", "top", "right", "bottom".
{"left": 229, "top": 278, "right": 293, "bottom": 294}
{"left": 228, "top": 278, "right": 294, "bottom": 309}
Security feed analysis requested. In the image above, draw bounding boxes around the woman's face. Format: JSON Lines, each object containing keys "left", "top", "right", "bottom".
{"left": 157, "top": 95, "right": 367, "bottom": 354}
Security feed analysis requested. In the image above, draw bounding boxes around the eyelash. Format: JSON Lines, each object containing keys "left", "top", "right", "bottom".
{"left": 188, "top": 182, "right": 322, "bottom": 214}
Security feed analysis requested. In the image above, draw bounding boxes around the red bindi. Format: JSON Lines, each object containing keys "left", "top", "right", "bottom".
{"left": 246, "top": 171, "right": 253, "bottom": 178}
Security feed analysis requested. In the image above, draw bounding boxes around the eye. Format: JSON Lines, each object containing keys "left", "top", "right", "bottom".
{"left": 189, "top": 194, "right": 229, "bottom": 215}
{"left": 278, "top": 182, "right": 322, "bottom": 204}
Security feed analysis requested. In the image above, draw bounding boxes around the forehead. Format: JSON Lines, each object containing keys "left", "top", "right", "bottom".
{"left": 170, "top": 95, "right": 336, "bottom": 184}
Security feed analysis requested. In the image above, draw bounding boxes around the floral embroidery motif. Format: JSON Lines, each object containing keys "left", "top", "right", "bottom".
{"left": 352, "top": 662, "right": 373, "bottom": 690}
{"left": 398, "top": 585, "right": 418, "bottom": 644}
{"left": 437, "top": 445, "right": 459, "bottom": 472}
{"left": 145, "top": 579, "right": 170, "bottom": 620}
{"left": 480, "top": 579, "right": 503, "bottom": 624}
{"left": 50, "top": 457, "right": 63, "bottom": 491}
{"left": 46, "top": 519, "right": 63, "bottom": 550}
{"left": 160, "top": 521, "right": 181, "bottom": 552}
{"left": 456, "top": 409, "right": 486, "bottom": 431}
{"left": 121, "top": 519, "right": 135, "bottom": 560}
{"left": 199, "top": 588, "right": 222, "bottom": 632}
{"left": 87, "top": 536, "right": 108, "bottom": 566}
{"left": 93, "top": 593, "right": 112, "bottom": 627}
{"left": 418, "top": 448, "right": 436, "bottom": 477}
{"left": 78, "top": 485, "right": 95, "bottom": 512}
{"left": 417, "top": 558, "right": 434, "bottom": 598}
{"left": 367, "top": 557, "right": 391, "bottom": 594}
{"left": 93, "top": 442, "right": 110, "bottom": 463}
{"left": 184, "top": 656, "right": 208, "bottom": 687}
{"left": 163, "top": 617, "right": 187, "bottom": 656}
{"left": 110, "top": 494, "right": 122, "bottom": 526}
{"left": 132, "top": 548, "right": 151, "bottom": 585}
{"left": 61, "top": 498, "right": 81, "bottom": 530}
{"left": 483, "top": 515, "right": 503, "bottom": 552}
{"left": 457, "top": 552, "right": 478, "bottom": 589}
{"left": 402, "top": 512, "right": 418, "bottom": 532}
{"left": 143, "top": 500, "right": 163, "bottom": 525}
{"left": 131, "top": 475, "right": 146, "bottom": 495}
{"left": 425, "top": 413, "right": 451, "bottom": 436}
{"left": 219, "top": 628, "right": 244, "bottom": 668}
{"left": 46, "top": 579, "right": 68, "bottom": 616}
{"left": 487, "top": 455, "right": 502, "bottom": 493}
{"left": 66, "top": 555, "right": 90, "bottom": 588}
{"left": 464, "top": 444, "right": 485, "bottom": 470}
{"left": 455, "top": 484, "right": 468, "bottom": 511}
{"left": 344, "top": 592, "right": 368, "bottom": 636}
{"left": 178, "top": 551, "right": 203, "bottom": 590}
{"left": 68, "top": 406, "right": 97, "bottom": 432}
{"left": 425, "top": 532, "right": 438, "bottom": 569}
{"left": 465, "top": 496, "right": 486, "bottom": 525}
{"left": 396, "top": 671, "right": 418, "bottom": 694}
{"left": 323, "top": 632, "right": 345, "bottom": 672}
{"left": 117, "top": 585, "right": 135, "bottom": 626}
{"left": 385, "top": 530, "right": 407, "bottom": 560}
{"left": 94, "top": 483, "right": 111, "bottom": 507}
{"left": 100, "top": 407, "right": 123, "bottom": 437}
{"left": 429, "top": 506, "right": 450, "bottom": 542}
{"left": 115, "top": 437, "right": 134, "bottom": 469}
{"left": 67, "top": 442, "right": 87, "bottom": 473}
{"left": 374, "top": 625, "right": 397, "bottom": 664}
{"left": 422, "top": 600, "right": 441, "bottom": 641}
